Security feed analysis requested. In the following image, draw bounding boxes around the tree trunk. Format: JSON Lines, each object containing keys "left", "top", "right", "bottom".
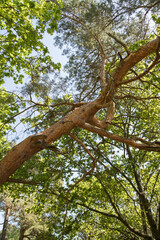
{"left": 127, "top": 146, "right": 160, "bottom": 240}
{"left": 19, "top": 225, "right": 26, "bottom": 240}
{"left": 1, "top": 206, "right": 10, "bottom": 240}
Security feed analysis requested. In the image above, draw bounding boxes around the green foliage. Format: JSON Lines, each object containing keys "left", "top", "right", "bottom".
{"left": 0, "top": 88, "right": 19, "bottom": 161}
{"left": 0, "top": 88, "right": 19, "bottom": 132}
{"left": 0, "top": 0, "right": 160, "bottom": 239}
{"left": 0, "top": 0, "right": 62, "bottom": 84}
{"left": 5, "top": 225, "right": 20, "bottom": 240}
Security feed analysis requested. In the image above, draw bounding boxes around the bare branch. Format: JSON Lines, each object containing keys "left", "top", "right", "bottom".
{"left": 0, "top": 105, "right": 36, "bottom": 131}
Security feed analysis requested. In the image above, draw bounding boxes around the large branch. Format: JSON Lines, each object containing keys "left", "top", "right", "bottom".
{"left": 98, "top": 37, "right": 160, "bottom": 104}
{"left": 119, "top": 55, "right": 160, "bottom": 86}
{"left": 0, "top": 102, "right": 101, "bottom": 186}
{"left": 113, "top": 37, "right": 160, "bottom": 85}
{"left": 82, "top": 123, "right": 160, "bottom": 152}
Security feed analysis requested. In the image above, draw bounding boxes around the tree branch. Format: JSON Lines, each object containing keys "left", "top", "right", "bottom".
{"left": 82, "top": 123, "right": 160, "bottom": 152}
{"left": 7, "top": 178, "right": 37, "bottom": 185}
{"left": 118, "top": 56, "right": 160, "bottom": 86}
{"left": 114, "top": 94, "right": 160, "bottom": 101}
{"left": 96, "top": 174, "right": 152, "bottom": 239}
{"left": 126, "top": 146, "right": 159, "bottom": 239}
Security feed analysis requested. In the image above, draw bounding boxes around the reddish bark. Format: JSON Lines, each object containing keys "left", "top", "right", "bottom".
{"left": 0, "top": 37, "right": 159, "bottom": 186}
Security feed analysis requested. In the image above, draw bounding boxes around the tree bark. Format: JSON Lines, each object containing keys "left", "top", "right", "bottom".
{"left": 19, "top": 225, "right": 26, "bottom": 240}
{"left": 0, "top": 101, "right": 100, "bottom": 186}
{"left": 1, "top": 206, "right": 10, "bottom": 240}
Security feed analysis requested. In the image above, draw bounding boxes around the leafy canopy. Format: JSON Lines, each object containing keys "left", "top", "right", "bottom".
{"left": 0, "top": 0, "right": 62, "bottom": 84}
{"left": 0, "top": 0, "right": 160, "bottom": 239}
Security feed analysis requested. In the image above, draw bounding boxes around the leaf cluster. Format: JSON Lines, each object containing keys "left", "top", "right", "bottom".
{"left": 0, "top": 0, "right": 62, "bottom": 84}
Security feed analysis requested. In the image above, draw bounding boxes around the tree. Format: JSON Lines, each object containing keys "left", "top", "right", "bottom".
{"left": 0, "top": 194, "right": 54, "bottom": 240}
{"left": 0, "top": 0, "right": 160, "bottom": 239}
{"left": 0, "top": 0, "right": 160, "bottom": 184}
